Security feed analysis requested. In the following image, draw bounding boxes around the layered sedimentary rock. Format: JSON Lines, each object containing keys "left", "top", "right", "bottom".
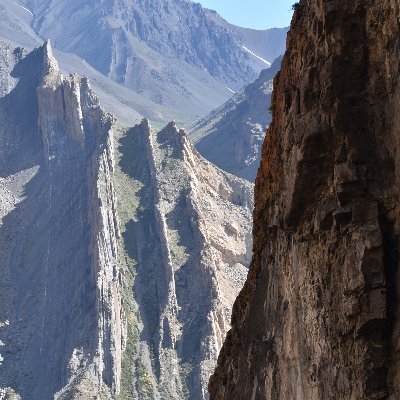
{"left": 210, "top": 1, "right": 400, "bottom": 399}
{"left": 0, "top": 39, "right": 121, "bottom": 400}
{"left": 0, "top": 40, "right": 253, "bottom": 400}
{"left": 113, "top": 120, "right": 253, "bottom": 400}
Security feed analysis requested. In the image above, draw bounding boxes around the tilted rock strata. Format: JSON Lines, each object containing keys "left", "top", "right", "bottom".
{"left": 0, "top": 40, "right": 254, "bottom": 400}
{"left": 0, "top": 40, "right": 121, "bottom": 399}
{"left": 114, "top": 120, "right": 253, "bottom": 399}
{"left": 210, "top": 1, "right": 400, "bottom": 399}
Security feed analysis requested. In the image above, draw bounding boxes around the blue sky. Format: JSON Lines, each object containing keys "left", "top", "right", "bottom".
{"left": 196, "top": 0, "right": 294, "bottom": 29}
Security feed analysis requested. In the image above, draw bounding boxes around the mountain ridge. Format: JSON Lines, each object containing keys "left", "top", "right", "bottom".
{"left": 0, "top": 40, "right": 254, "bottom": 400}
{"left": 191, "top": 56, "right": 282, "bottom": 182}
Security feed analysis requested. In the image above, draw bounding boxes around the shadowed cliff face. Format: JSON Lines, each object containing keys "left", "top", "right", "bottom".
{"left": 209, "top": 0, "right": 400, "bottom": 399}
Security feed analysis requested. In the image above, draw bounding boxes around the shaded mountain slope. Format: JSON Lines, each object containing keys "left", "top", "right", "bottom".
{"left": 191, "top": 56, "right": 282, "bottom": 182}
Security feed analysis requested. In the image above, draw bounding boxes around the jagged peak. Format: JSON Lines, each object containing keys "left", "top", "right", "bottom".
{"left": 43, "top": 39, "right": 52, "bottom": 58}
{"left": 140, "top": 118, "right": 151, "bottom": 130}
{"left": 39, "top": 39, "right": 61, "bottom": 83}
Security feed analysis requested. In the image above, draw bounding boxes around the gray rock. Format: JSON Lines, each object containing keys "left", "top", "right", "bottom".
{"left": 191, "top": 56, "right": 282, "bottom": 182}
{"left": 0, "top": 41, "right": 254, "bottom": 400}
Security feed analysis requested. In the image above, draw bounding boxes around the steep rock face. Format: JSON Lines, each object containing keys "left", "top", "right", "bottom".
{"left": 0, "top": 40, "right": 254, "bottom": 400}
{"left": 210, "top": 1, "right": 400, "bottom": 399}
{"left": 114, "top": 120, "right": 253, "bottom": 399}
{"left": 0, "top": 40, "right": 121, "bottom": 399}
{"left": 192, "top": 57, "right": 282, "bottom": 182}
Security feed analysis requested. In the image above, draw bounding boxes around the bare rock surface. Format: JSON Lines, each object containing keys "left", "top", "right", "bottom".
{"left": 0, "top": 40, "right": 254, "bottom": 400}
{"left": 210, "top": 1, "right": 400, "bottom": 399}
{"left": 0, "top": 40, "right": 121, "bottom": 400}
{"left": 113, "top": 120, "right": 253, "bottom": 400}
{"left": 191, "top": 56, "right": 282, "bottom": 182}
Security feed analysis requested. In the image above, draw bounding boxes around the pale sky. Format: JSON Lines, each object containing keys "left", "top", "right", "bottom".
{"left": 196, "top": 0, "right": 294, "bottom": 30}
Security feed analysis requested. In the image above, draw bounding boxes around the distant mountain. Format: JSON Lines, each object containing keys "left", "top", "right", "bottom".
{"left": 13, "top": 0, "right": 287, "bottom": 120}
{"left": 204, "top": 9, "right": 287, "bottom": 65}
{"left": 0, "top": 0, "right": 194, "bottom": 127}
{"left": 191, "top": 56, "right": 283, "bottom": 182}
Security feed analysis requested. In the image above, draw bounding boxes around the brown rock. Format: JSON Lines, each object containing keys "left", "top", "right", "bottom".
{"left": 209, "top": 0, "right": 400, "bottom": 399}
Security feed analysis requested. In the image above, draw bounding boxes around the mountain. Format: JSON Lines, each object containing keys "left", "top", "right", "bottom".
{"left": 0, "top": 39, "right": 121, "bottom": 400}
{"left": 191, "top": 56, "right": 282, "bottom": 182}
{"left": 0, "top": 0, "right": 204, "bottom": 127}
{"left": 13, "top": 0, "right": 287, "bottom": 121}
{"left": 210, "top": 1, "right": 400, "bottom": 399}
{"left": 0, "top": 40, "right": 253, "bottom": 400}
{"left": 22, "top": 0, "right": 283, "bottom": 87}
{"left": 0, "top": 0, "right": 287, "bottom": 127}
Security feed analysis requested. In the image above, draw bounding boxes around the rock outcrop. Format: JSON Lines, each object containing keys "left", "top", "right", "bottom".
{"left": 0, "top": 39, "right": 121, "bottom": 399}
{"left": 113, "top": 120, "right": 253, "bottom": 400}
{"left": 0, "top": 40, "right": 253, "bottom": 400}
{"left": 209, "top": 1, "right": 400, "bottom": 399}
{"left": 192, "top": 57, "right": 282, "bottom": 182}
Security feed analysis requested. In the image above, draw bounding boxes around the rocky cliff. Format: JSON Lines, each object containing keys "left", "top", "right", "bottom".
{"left": 192, "top": 56, "right": 282, "bottom": 182}
{"left": 0, "top": 39, "right": 122, "bottom": 400}
{"left": 209, "top": 0, "right": 400, "bottom": 399}
{"left": 113, "top": 119, "right": 253, "bottom": 400}
{"left": 0, "top": 40, "right": 253, "bottom": 400}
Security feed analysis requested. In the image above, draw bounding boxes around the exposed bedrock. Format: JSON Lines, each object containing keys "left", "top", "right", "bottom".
{"left": 209, "top": 1, "right": 400, "bottom": 399}
{"left": 114, "top": 119, "right": 253, "bottom": 400}
{"left": 0, "top": 40, "right": 254, "bottom": 400}
{"left": 0, "top": 40, "right": 121, "bottom": 400}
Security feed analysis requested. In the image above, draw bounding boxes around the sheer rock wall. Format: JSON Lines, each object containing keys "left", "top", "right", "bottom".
{"left": 209, "top": 1, "right": 400, "bottom": 399}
